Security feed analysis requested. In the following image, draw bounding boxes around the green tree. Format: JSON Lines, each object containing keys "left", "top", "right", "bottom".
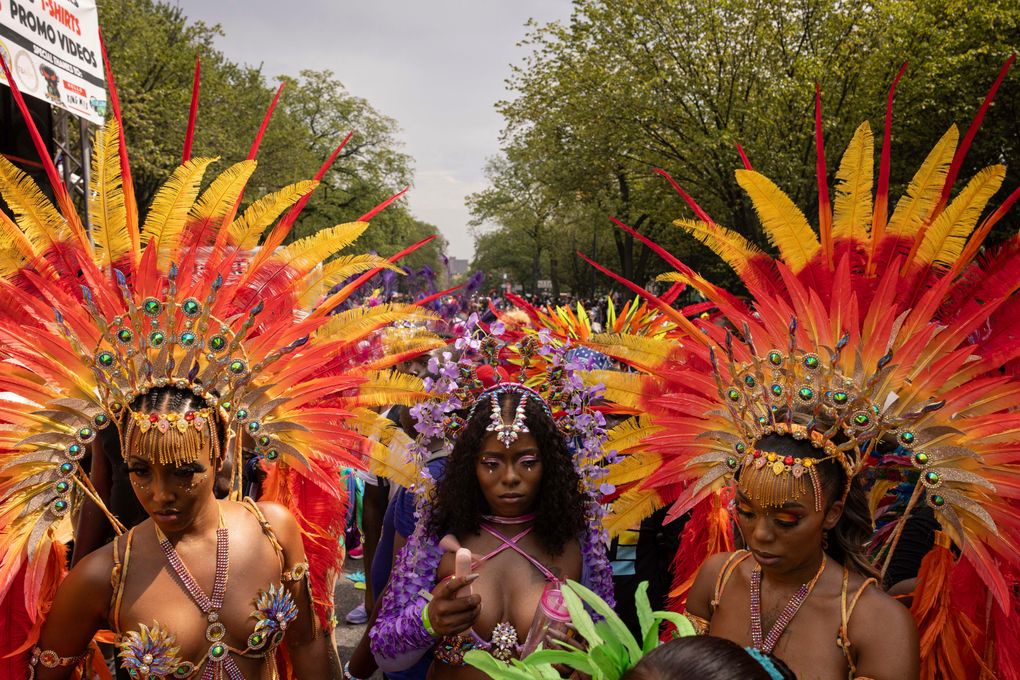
{"left": 484, "top": 0, "right": 1020, "bottom": 291}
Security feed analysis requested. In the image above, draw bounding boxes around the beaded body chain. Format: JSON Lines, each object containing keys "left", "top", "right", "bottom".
{"left": 750, "top": 555, "right": 827, "bottom": 653}
{"left": 154, "top": 517, "right": 239, "bottom": 679}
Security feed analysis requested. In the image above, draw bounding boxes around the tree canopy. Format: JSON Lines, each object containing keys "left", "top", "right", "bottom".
{"left": 97, "top": 0, "right": 446, "bottom": 281}
{"left": 471, "top": 0, "right": 1020, "bottom": 296}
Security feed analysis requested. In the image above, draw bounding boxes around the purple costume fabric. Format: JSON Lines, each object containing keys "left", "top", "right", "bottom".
{"left": 369, "top": 513, "right": 615, "bottom": 670}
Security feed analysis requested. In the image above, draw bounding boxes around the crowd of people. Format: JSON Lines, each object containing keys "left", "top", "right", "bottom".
{"left": 2, "top": 50, "right": 1020, "bottom": 680}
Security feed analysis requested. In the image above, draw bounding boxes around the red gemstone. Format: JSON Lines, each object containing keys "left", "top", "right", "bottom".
{"left": 783, "top": 455, "right": 794, "bottom": 465}
{"left": 753, "top": 450, "right": 762, "bottom": 458}
{"left": 149, "top": 413, "right": 159, "bottom": 423}
{"left": 184, "top": 411, "right": 196, "bottom": 421}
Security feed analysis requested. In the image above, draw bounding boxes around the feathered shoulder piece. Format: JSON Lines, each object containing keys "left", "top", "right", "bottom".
{"left": 0, "top": 59, "right": 438, "bottom": 653}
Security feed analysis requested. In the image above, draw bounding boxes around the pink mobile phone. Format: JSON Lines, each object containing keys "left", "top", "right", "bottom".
{"left": 454, "top": 548, "right": 473, "bottom": 596}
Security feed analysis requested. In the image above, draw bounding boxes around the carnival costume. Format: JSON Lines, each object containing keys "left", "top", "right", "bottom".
{"left": 581, "top": 61, "right": 1020, "bottom": 679}
{"left": 368, "top": 322, "right": 615, "bottom": 670}
{"left": 0, "top": 58, "right": 439, "bottom": 678}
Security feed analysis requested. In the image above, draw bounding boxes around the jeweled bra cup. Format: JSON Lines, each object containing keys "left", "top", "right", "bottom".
{"left": 117, "top": 584, "right": 298, "bottom": 679}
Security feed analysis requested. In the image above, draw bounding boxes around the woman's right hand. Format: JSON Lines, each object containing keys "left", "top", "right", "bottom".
{"left": 426, "top": 573, "right": 481, "bottom": 636}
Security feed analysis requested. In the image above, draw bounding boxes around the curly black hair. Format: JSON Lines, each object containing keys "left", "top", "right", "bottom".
{"left": 428, "top": 389, "right": 588, "bottom": 556}
{"left": 751, "top": 434, "right": 878, "bottom": 578}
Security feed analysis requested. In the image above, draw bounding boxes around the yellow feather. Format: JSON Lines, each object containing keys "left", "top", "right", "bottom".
{"left": 673, "top": 218, "right": 765, "bottom": 276}
{"left": 735, "top": 169, "right": 820, "bottom": 271}
{"left": 228, "top": 180, "right": 317, "bottom": 250}
{"left": 606, "top": 450, "right": 664, "bottom": 486}
{"left": 362, "top": 334, "right": 445, "bottom": 371}
{"left": 832, "top": 122, "right": 874, "bottom": 242}
{"left": 0, "top": 156, "right": 68, "bottom": 254}
{"left": 605, "top": 417, "right": 663, "bottom": 455}
{"left": 88, "top": 121, "right": 129, "bottom": 270}
{"left": 278, "top": 222, "right": 370, "bottom": 276}
{"left": 588, "top": 333, "right": 673, "bottom": 370}
{"left": 604, "top": 488, "right": 663, "bottom": 538}
{"left": 887, "top": 125, "right": 958, "bottom": 237}
{"left": 140, "top": 157, "right": 216, "bottom": 267}
{"left": 584, "top": 370, "right": 653, "bottom": 410}
{"left": 0, "top": 209, "right": 38, "bottom": 278}
{"left": 315, "top": 303, "right": 440, "bottom": 345}
{"left": 916, "top": 165, "right": 1005, "bottom": 268}
{"left": 298, "top": 254, "right": 402, "bottom": 308}
{"left": 188, "top": 160, "right": 257, "bottom": 222}
{"left": 352, "top": 370, "right": 428, "bottom": 407}
{"left": 347, "top": 407, "right": 418, "bottom": 486}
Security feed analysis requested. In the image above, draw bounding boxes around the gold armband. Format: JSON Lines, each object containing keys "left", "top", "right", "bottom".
{"left": 29, "top": 646, "right": 89, "bottom": 679}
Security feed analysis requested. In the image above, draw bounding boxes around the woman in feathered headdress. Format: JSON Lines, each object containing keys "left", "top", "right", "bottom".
{"left": 368, "top": 325, "right": 615, "bottom": 678}
{"left": 581, "top": 59, "right": 1020, "bottom": 680}
{"left": 0, "top": 57, "right": 440, "bottom": 679}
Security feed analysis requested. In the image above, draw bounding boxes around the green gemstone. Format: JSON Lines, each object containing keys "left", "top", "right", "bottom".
{"left": 229, "top": 360, "right": 245, "bottom": 374}
{"left": 209, "top": 336, "right": 226, "bottom": 352}
{"left": 55, "top": 481, "right": 69, "bottom": 493}
{"left": 117, "top": 328, "right": 133, "bottom": 343}
{"left": 236, "top": 408, "right": 248, "bottom": 420}
{"left": 248, "top": 632, "right": 264, "bottom": 648}
{"left": 142, "top": 298, "right": 162, "bottom": 316}
{"left": 798, "top": 387, "right": 814, "bottom": 401}
{"left": 53, "top": 499, "right": 68, "bottom": 511}
{"left": 853, "top": 413, "right": 870, "bottom": 427}
{"left": 758, "top": 416, "right": 768, "bottom": 426}
{"left": 744, "top": 375, "right": 756, "bottom": 387}
{"left": 111, "top": 402, "right": 123, "bottom": 412}
{"left": 832, "top": 391, "right": 848, "bottom": 404}
{"left": 180, "top": 332, "right": 197, "bottom": 347}
{"left": 94, "top": 413, "right": 108, "bottom": 426}
{"left": 770, "top": 384, "right": 783, "bottom": 397}
{"left": 726, "top": 457, "right": 737, "bottom": 468}
{"left": 931, "top": 494, "right": 945, "bottom": 507}
{"left": 727, "top": 388, "right": 740, "bottom": 402}
{"left": 221, "top": 401, "right": 232, "bottom": 412}
{"left": 804, "top": 355, "right": 820, "bottom": 369}
{"left": 247, "top": 421, "right": 260, "bottom": 433}
{"left": 900, "top": 431, "right": 915, "bottom": 444}
{"left": 914, "top": 452, "right": 929, "bottom": 466}
{"left": 266, "top": 449, "right": 279, "bottom": 461}
{"left": 97, "top": 351, "right": 114, "bottom": 367}
{"left": 209, "top": 643, "right": 226, "bottom": 660}
{"left": 68, "top": 444, "right": 82, "bottom": 456}
{"left": 925, "top": 471, "right": 940, "bottom": 485}
{"left": 149, "top": 331, "right": 165, "bottom": 347}
{"left": 78, "top": 427, "right": 94, "bottom": 440}
{"left": 182, "top": 299, "right": 201, "bottom": 316}
{"left": 60, "top": 462, "right": 74, "bottom": 474}
{"left": 768, "top": 351, "right": 782, "bottom": 366}
{"left": 735, "top": 443, "right": 746, "bottom": 454}
{"left": 258, "top": 435, "right": 270, "bottom": 447}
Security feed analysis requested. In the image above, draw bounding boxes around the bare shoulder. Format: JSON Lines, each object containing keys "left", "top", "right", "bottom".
{"left": 686, "top": 551, "right": 744, "bottom": 617}
{"left": 848, "top": 579, "right": 919, "bottom": 679}
{"left": 57, "top": 539, "right": 115, "bottom": 618}
{"left": 252, "top": 500, "right": 303, "bottom": 549}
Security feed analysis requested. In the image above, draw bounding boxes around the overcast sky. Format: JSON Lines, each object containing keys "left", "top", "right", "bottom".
{"left": 172, "top": 1, "right": 574, "bottom": 261}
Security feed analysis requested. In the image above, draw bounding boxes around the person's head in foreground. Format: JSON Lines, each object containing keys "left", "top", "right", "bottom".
{"left": 622, "top": 635, "right": 796, "bottom": 680}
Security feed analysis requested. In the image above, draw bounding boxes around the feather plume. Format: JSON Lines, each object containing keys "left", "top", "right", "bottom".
{"left": 735, "top": 169, "right": 819, "bottom": 271}
{"left": 604, "top": 418, "right": 664, "bottom": 455}
{"left": 183, "top": 160, "right": 257, "bottom": 247}
{"left": 0, "top": 157, "right": 69, "bottom": 257}
{"left": 228, "top": 180, "right": 318, "bottom": 250}
{"left": 673, "top": 218, "right": 767, "bottom": 282}
{"left": 606, "top": 450, "right": 663, "bottom": 486}
{"left": 585, "top": 370, "right": 654, "bottom": 410}
{"left": 277, "top": 222, "right": 370, "bottom": 273}
{"left": 915, "top": 165, "right": 1005, "bottom": 269}
{"left": 297, "top": 254, "right": 401, "bottom": 308}
{"left": 88, "top": 121, "right": 129, "bottom": 271}
{"left": 314, "top": 304, "right": 439, "bottom": 345}
{"left": 351, "top": 370, "right": 427, "bottom": 408}
{"left": 604, "top": 488, "right": 663, "bottom": 539}
{"left": 0, "top": 209, "right": 38, "bottom": 278}
{"left": 886, "top": 126, "right": 958, "bottom": 237}
{"left": 139, "top": 157, "right": 215, "bottom": 267}
{"left": 586, "top": 333, "right": 674, "bottom": 371}
{"left": 832, "top": 122, "right": 874, "bottom": 242}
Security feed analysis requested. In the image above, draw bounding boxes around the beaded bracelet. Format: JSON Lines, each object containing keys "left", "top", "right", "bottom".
{"left": 420, "top": 602, "right": 438, "bottom": 637}
{"left": 29, "top": 646, "right": 88, "bottom": 679}
{"left": 342, "top": 661, "right": 370, "bottom": 680}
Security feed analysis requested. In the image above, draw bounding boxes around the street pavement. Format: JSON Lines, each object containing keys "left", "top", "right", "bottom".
{"left": 333, "top": 555, "right": 385, "bottom": 679}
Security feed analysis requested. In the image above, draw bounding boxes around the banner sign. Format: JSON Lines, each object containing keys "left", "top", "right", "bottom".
{"left": 1, "top": 0, "right": 106, "bottom": 124}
